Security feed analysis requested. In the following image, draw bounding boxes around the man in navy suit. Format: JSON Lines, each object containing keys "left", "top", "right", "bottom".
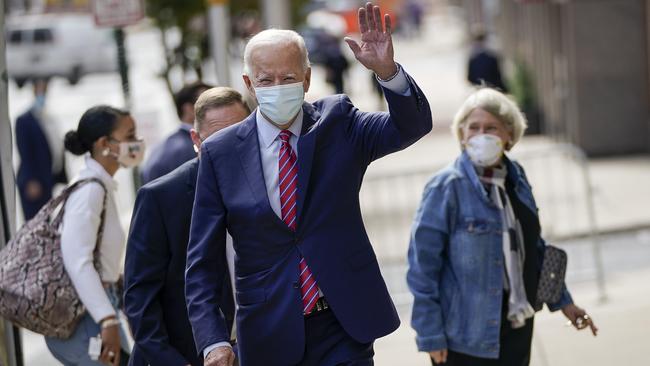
{"left": 15, "top": 78, "right": 67, "bottom": 220}
{"left": 124, "top": 87, "right": 250, "bottom": 366}
{"left": 186, "top": 3, "right": 432, "bottom": 366}
{"left": 141, "top": 82, "right": 211, "bottom": 184}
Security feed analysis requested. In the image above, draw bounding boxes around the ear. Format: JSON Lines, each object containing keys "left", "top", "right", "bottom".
{"left": 243, "top": 74, "right": 256, "bottom": 99}
{"left": 303, "top": 67, "right": 311, "bottom": 93}
{"left": 190, "top": 129, "right": 202, "bottom": 155}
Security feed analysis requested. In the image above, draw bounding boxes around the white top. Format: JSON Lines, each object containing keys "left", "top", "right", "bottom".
{"left": 60, "top": 155, "right": 125, "bottom": 322}
{"left": 204, "top": 67, "right": 410, "bottom": 357}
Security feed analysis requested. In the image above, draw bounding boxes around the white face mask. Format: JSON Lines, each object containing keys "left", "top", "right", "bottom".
{"left": 254, "top": 82, "right": 305, "bottom": 126}
{"left": 110, "top": 139, "right": 146, "bottom": 167}
{"left": 465, "top": 134, "right": 504, "bottom": 167}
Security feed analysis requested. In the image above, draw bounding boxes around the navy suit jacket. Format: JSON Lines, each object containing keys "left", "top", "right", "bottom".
{"left": 141, "top": 127, "right": 196, "bottom": 184}
{"left": 15, "top": 109, "right": 67, "bottom": 220}
{"left": 186, "top": 72, "right": 432, "bottom": 366}
{"left": 124, "top": 159, "right": 235, "bottom": 366}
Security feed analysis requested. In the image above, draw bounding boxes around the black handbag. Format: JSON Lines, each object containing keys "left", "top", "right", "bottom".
{"left": 535, "top": 245, "right": 568, "bottom": 309}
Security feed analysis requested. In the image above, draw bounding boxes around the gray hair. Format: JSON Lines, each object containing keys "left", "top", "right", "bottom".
{"left": 451, "top": 88, "right": 528, "bottom": 149}
{"left": 194, "top": 87, "right": 250, "bottom": 132}
{"left": 243, "top": 29, "right": 310, "bottom": 76}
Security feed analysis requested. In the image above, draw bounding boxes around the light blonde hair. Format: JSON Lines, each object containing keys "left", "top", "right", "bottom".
{"left": 243, "top": 29, "right": 310, "bottom": 76}
{"left": 194, "top": 87, "right": 250, "bottom": 132}
{"left": 451, "top": 88, "right": 528, "bottom": 149}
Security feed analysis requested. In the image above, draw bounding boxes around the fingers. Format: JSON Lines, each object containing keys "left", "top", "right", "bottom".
{"left": 366, "top": 3, "right": 376, "bottom": 31}
{"left": 344, "top": 38, "right": 361, "bottom": 56}
{"left": 374, "top": 5, "right": 382, "bottom": 32}
{"left": 384, "top": 14, "right": 392, "bottom": 34}
{"left": 442, "top": 349, "right": 448, "bottom": 363}
{"left": 358, "top": 7, "right": 369, "bottom": 34}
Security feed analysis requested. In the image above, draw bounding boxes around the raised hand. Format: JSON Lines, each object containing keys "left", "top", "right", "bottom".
{"left": 344, "top": 2, "right": 397, "bottom": 80}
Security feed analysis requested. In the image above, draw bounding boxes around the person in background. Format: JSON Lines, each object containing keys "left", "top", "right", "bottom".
{"left": 185, "top": 2, "right": 432, "bottom": 365}
{"left": 467, "top": 28, "right": 508, "bottom": 92}
{"left": 15, "top": 78, "right": 67, "bottom": 220}
{"left": 124, "top": 87, "right": 250, "bottom": 366}
{"left": 407, "top": 88, "right": 597, "bottom": 366}
{"left": 45, "top": 106, "right": 145, "bottom": 366}
{"left": 141, "top": 82, "right": 211, "bottom": 184}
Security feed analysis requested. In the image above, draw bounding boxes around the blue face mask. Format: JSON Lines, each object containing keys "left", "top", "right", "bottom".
{"left": 254, "top": 82, "right": 305, "bottom": 126}
{"left": 33, "top": 94, "right": 46, "bottom": 111}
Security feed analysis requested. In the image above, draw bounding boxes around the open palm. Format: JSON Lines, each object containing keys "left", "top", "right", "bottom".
{"left": 345, "top": 2, "right": 396, "bottom": 80}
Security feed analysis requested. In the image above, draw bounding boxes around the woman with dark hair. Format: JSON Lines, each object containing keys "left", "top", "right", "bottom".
{"left": 44, "top": 105, "right": 145, "bottom": 366}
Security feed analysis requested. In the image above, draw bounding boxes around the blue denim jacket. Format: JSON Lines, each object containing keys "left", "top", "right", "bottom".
{"left": 406, "top": 151, "right": 573, "bottom": 359}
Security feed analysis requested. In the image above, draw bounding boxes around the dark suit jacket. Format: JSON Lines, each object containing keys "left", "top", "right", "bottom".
{"left": 141, "top": 127, "right": 196, "bottom": 185}
{"left": 15, "top": 109, "right": 67, "bottom": 220}
{"left": 468, "top": 49, "right": 508, "bottom": 92}
{"left": 124, "top": 159, "right": 235, "bottom": 366}
{"left": 185, "top": 72, "right": 432, "bottom": 366}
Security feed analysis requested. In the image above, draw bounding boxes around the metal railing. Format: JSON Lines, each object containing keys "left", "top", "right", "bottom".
{"left": 360, "top": 142, "right": 607, "bottom": 306}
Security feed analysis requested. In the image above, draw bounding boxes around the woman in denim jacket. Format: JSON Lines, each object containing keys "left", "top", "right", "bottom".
{"left": 407, "top": 88, "right": 597, "bottom": 366}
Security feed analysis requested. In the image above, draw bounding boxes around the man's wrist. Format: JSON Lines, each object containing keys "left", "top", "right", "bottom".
{"left": 375, "top": 62, "right": 399, "bottom": 81}
{"left": 203, "top": 342, "right": 233, "bottom": 358}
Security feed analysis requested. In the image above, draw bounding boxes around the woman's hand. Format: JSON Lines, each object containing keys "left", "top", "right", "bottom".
{"left": 99, "top": 316, "right": 121, "bottom": 366}
{"left": 562, "top": 303, "right": 598, "bottom": 336}
{"left": 429, "top": 349, "right": 448, "bottom": 364}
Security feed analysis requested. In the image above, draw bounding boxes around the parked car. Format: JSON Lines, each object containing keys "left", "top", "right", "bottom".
{"left": 6, "top": 13, "right": 118, "bottom": 87}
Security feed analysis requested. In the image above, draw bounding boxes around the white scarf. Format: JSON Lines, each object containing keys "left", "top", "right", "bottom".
{"left": 477, "top": 165, "right": 535, "bottom": 328}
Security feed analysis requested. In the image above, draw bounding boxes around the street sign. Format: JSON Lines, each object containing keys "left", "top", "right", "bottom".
{"left": 92, "top": 0, "right": 145, "bottom": 28}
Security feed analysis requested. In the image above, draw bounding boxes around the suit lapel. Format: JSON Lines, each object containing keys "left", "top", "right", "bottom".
{"left": 235, "top": 115, "right": 285, "bottom": 227}
{"left": 296, "top": 103, "right": 320, "bottom": 224}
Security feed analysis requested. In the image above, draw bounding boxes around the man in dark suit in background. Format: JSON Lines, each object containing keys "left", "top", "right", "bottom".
{"left": 467, "top": 27, "right": 508, "bottom": 92}
{"left": 141, "top": 82, "right": 211, "bottom": 184}
{"left": 15, "top": 78, "right": 67, "bottom": 220}
{"left": 124, "top": 87, "right": 250, "bottom": 366}
{"left": 185, "top": 3, "right": 432, "bottom": 365}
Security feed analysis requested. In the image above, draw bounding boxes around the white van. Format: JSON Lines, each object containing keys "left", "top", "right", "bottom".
{"left": 6, "top": 13, "right": 118, "bottom": 87}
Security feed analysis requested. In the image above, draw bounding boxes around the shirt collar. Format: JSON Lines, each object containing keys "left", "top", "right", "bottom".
{"left": 255, "top": 107, "right": 303, "bottom": 149}
{"left": 84, "top": 154, "right": 118, "bottom": 191}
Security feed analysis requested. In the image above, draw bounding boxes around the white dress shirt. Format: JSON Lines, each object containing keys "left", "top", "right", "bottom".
{"left": 204, "top": 66, "right": 410, "bottom": 357}
{"left": 60, "top": 155, "right": 125, "bottom": 323}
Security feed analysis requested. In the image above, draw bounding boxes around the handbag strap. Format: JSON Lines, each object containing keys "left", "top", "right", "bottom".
{"left": 52, "top": 178, "right": 108, "bottom": 270}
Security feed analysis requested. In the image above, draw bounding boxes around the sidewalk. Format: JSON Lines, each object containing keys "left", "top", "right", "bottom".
{"left": 374, "top": 229, "right": 650, "bottom": 366}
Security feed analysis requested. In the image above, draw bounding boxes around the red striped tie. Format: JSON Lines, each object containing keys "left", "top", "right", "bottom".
{"left": 278, "top": 130, "right": 319, "bottom": 314}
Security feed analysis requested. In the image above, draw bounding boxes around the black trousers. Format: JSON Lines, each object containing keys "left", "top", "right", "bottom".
{"left": 432, "top": 296, "right": 534, "bottom": 366}
{"left": 298, "top": 309, "right": 374, "bottom": 366}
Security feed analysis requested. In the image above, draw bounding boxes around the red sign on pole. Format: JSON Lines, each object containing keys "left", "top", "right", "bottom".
{"left": 92, "top": 0, "right": 145, "bottom": 28}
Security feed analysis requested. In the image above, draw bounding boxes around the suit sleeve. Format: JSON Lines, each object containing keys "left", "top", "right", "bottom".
{"left": 342, "top": 68, "right": 433, "bottom": 164}
{"left": 406, "top": 179, "right": 456, "bottom": 352}
{"left": 185, "top": 146, "right": 231, "bottom": 356}
{"left": 123, "top": 187, "right": 190, "bottom": 366}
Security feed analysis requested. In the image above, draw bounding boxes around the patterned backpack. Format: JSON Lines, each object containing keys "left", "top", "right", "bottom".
{"left": 0, "top": 178, "right": 106, "bottom": 338}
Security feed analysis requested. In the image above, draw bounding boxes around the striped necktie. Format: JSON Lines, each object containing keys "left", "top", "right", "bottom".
{"left": 278, "top": 130, "right": 319, "bottom": 314}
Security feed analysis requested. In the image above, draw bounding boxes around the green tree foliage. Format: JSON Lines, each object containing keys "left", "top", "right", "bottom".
{"left": 145, "top": 0, "right": 309, "bottom": 95}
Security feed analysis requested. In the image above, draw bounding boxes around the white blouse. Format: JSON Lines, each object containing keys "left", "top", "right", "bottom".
{"left": 60, "top": 155, "right": 125, "bottom": 323}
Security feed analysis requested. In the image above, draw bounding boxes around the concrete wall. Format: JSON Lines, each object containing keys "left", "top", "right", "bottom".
{"left": 466, "top": 0, "right": 650, "bottom": 156}
{"left": 567, "top": 0, "right": 650, "bottom": 155}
